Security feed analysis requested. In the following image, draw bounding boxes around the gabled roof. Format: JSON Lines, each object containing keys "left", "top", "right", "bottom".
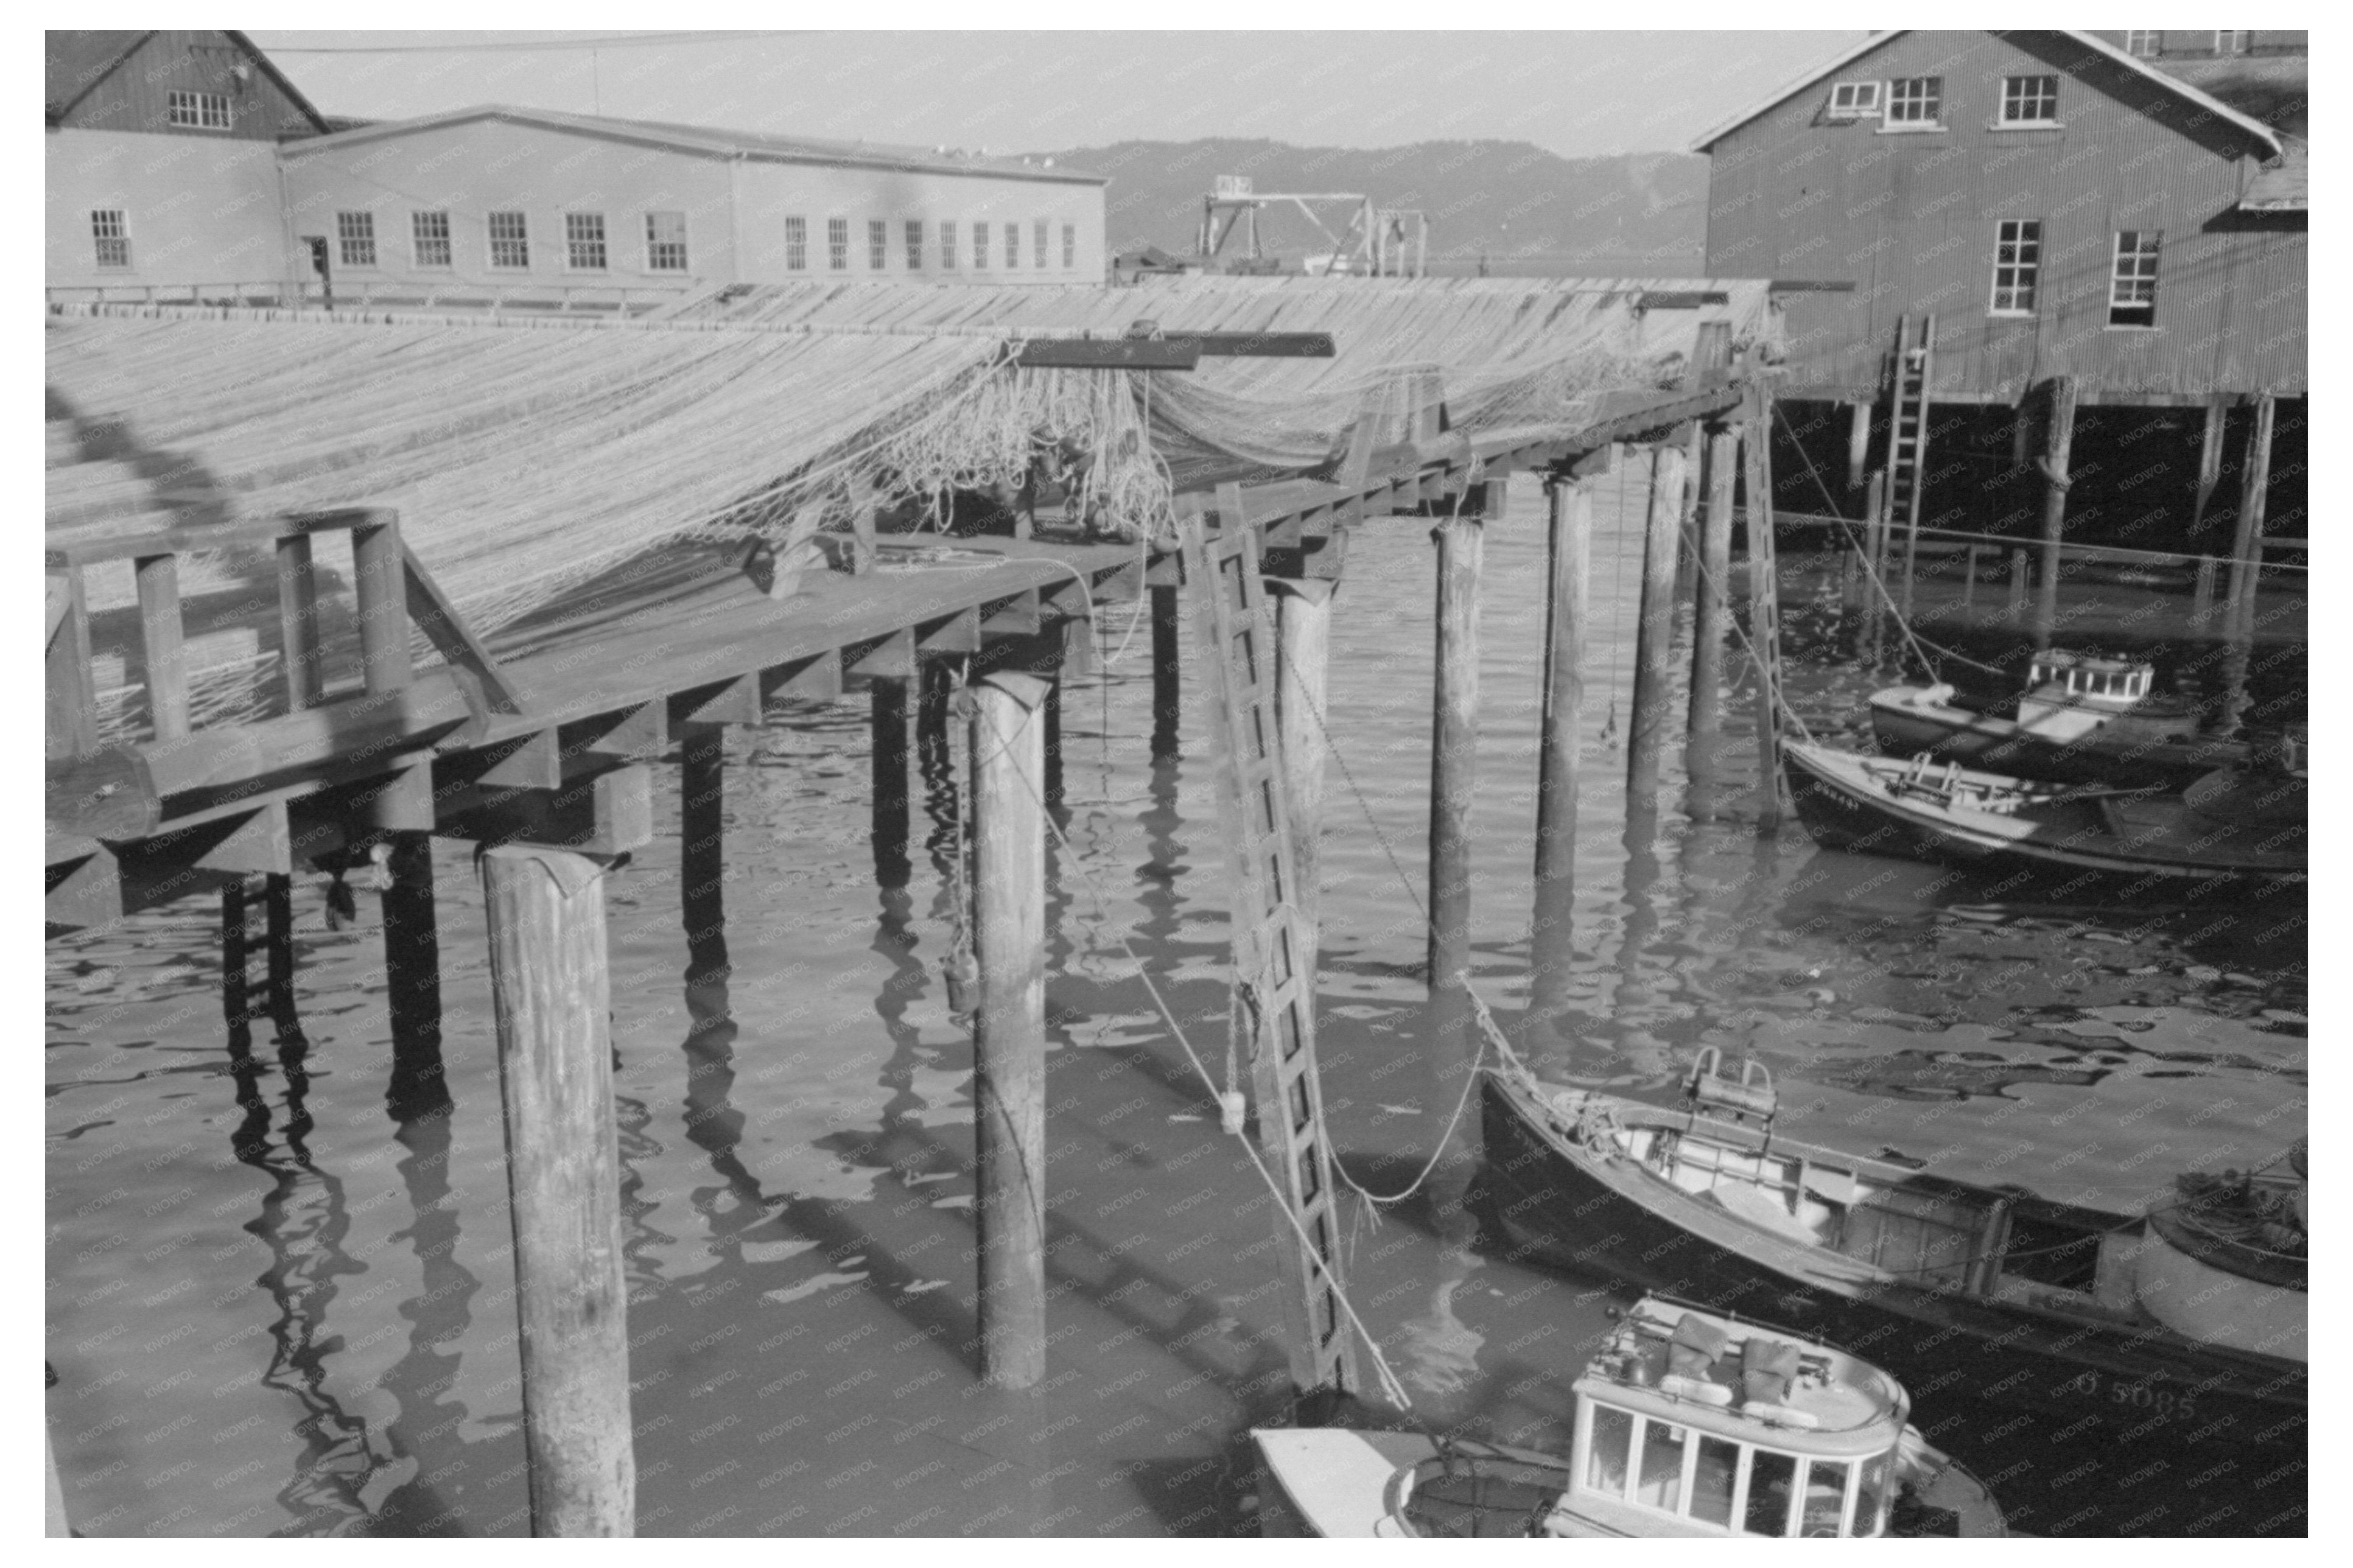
{"left": 1689, "top": 29, "right": 2282, "bottom": 159}
{"left": 276, "top": 104, "right": 1107, "bottom": 185}
{"left": 44, "top": 29, "right": 331, "bottom": 133}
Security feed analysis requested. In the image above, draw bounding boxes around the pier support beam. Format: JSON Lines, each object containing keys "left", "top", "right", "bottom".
{"left": 2032, "top": 376, "right": 2078, "bottom": 649}
{"left": 1627, "top": 445, "right": 1686, "bottom": 838}
{"left": 1269, "top": 578, "right": 1335, "bottom": 986}
{"left": 1149, "top": 584, "right": 1181, "bottom": 760}
{"left": 1427, "top": 509, "right": 1484, "bottom": 1080}
{"left": 869, "top": 679, "right": 911, "bottom": 888}
{"left": 1686, "top": 427, "right": 1737, "bottom": 823}
{"left": 381, "top": 832, "right": 446, "bottom": 1121}
{"left": 1529, "top": 473, "right": 1591, "bottom": 1024}
{"left": 2225, "top": 393, "right": 2276, "bottom": 639}
{"left": 969, "top": 672, "right": 1050, "bottom": 1391}
{"left": 480, "top": 843, "right": 634, "bottom": 1536}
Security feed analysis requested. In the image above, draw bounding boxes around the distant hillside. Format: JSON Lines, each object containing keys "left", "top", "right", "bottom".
{"left": 1038, "top": 137, "right": 1708, "bottom": 273}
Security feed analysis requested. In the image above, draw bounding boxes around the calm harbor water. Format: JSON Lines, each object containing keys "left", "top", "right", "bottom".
{"left": 46, "top": 466, "right": 2306, "bottom": 1537}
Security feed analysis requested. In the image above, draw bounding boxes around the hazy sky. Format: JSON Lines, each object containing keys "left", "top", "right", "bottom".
{"left": 250, "top": 30, "right": 1864, "bottom": 159}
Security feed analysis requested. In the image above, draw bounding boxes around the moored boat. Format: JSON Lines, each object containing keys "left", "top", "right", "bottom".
{"left": 1868, "top": 650, "right": 2245, "bottom": 789}
{"left": 1478, "top": 1055, "right": 2306, "bottom": 1458}
{"left": 1252, "top": 1295, "right": 2005, "bottom": 1538}
{"left": 1784, "top": 741, "right": 2304, "bottom": 886}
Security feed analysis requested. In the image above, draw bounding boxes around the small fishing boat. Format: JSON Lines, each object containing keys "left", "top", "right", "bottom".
{"left": 1868, "top": 650, "right": 2246, "bottom": 789}
{"left": 1783, "top": 742, "right": 2304, "bottom": 886}
{"left": 1478, "top": 1053, "right": 2306, "bottom": 1459}
{"left": 1252, "top": 1296, "right": 2005, "bottom": 1537}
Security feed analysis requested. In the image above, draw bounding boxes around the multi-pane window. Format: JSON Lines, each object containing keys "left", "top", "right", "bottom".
{"left": 166, "top": 89, "right": 232, "bottom": 130}
{"left": 646, "top": 211, "right": 689, "bottom": 271}
{"left": 566, "top": 212, "right": 607, "bottom": 270}
{"left": 90, "top": 209, "right": 130, "bottom": 269}
{"left": 2109, "top": 230, "right": 2161, "bottom": 327}
{"left": 1034, "top": 219, "right": 1050, "bottom": 270}
{"left": 973, "top": 220, "right": 990, "bottom": 269}
{"left": 1062, "top": 223, "right": 1076, "bottom": 270}
{"left": 337, "top": 211, "right": 377, "bottom": 268}
{"left": 2125, "top": 29, "right": 2161, "bottom": 56}
{"left": 2001, "top": 75, "right": 2060, "bottom": 124}
{"left": 1886, "top": 76, "right": 1943, "bottom": 124}
{"left": 2215, "top": 30, "right": 2250, "bottom": 54}
{"left": 940, "top": 220, "right": 957, "bottom": 269}
{"left": 827, "top": 217, "right": 849, "bottom": 270}
{"left": 905, "top": 219, "right": 925, "bottom": 271}
{"left": 868, "top": 219, "right": 888, "bottom": 270}
{"left": 785, "top": 215, "right": 807, "bottom": 271}
{"left": 412, "top": 211, "right": 452, "bottom": 268}
{"left": 1005, "top": 222, "right": 1019, "bottom": 269}
{"left": 1826, "top": 80, "right": 1882, "bottom": 120}
{"left": 1990, "top": 219, "right": 2043, "bottom": 314}
{"left": 488, "top": 210, "right": 529, "bottom": 269}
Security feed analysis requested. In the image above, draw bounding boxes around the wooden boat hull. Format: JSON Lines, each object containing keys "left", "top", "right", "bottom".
{"left": 1479, "top": 1073, "right": 2306, "bottom": 1457}
{"left": 1868, "top": 690, "right": 2246, "bottom": 791}
{"left": 1784, "top": 743, "right": 2302, "bottom": 887}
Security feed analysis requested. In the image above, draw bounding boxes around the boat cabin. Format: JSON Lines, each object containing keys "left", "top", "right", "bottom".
{"left": 2025, "top": 651, "right": 2153, "bottom": 707}
{"left": 1561, "top": 1303, "right": 1904, "bottom": 1537}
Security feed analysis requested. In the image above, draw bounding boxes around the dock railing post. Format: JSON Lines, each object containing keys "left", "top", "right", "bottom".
{"left": 1529, "top": 471, "right": 1591, "bottom": 1027}
{"left": 969, "top": 672, "right": 1051, "bottom": 1391}
{"left": 1427, "top": 499, "right": 1484, "bottom": 1116}
{"left": 480, "top": 844, "right": 635, "bottom": 1537}
{"left": 1627, "top": 445, "right": 1686, "bottom": 839}
{"left": 2033, "top": 376, "right": 2078, "bottom": 649}
{"left": 1687, "top": 427, "right": 1737, "bottom": 824}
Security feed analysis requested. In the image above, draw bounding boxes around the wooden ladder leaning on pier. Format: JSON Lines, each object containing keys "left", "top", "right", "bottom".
{"left": 1888, "top": 312, "right": 1937, "bottom": 620}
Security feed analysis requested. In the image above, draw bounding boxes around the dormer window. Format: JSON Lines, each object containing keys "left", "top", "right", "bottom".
{"left": 2215, "top": 30, "right": 2250, "bottom": 54}
{"left": 1827, "top": 81, "right": 1882, "bottom": 121}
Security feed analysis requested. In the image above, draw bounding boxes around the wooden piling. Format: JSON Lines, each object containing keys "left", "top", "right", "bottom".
{"left": 352, "top": 518, "right": 413, "bottom": 695}
{"left": 134, "top": 553, "right": 189, "bottom": 742}
{"left": 223, "top": 880, "right": 249, "bottom": 1033}
{"left": 869, "top": 678, "right": 911, "bottom": 888}
{"left": 969, "top": 672, "right": 1050, "bottom": 1391}
{"left": 1529, "top": 474, "right": 1590, "bottom": 1022}
{"left": 1739, "top": 399, "right": 1785, "bottom": 833}
{"left": 1427, "top": 509, "right": 1483, "bottom": 1077}
{"left": 381, "top": 831, "right": 446, "bottom": 1121}
{"left": 1149, "top": 583, "right": 1182, "bottom": 759}
{"left": 1043, "top": 673, "right": 1065, "bottom": 809}
{"left": 1862, "top": 469, "right": 1888, "bottom": 662}
{"left": 1674, "top": 420, "right": 1706, "bottom": 602}
{"left": 680, "top": 720, "right": 731, "bottom": 979}
{"left": 480, "top": 843, "right": 634, "bottom": 1537}
{"left": 2032, "top": 376, "right": 2078, "bottom": 649}
{"left": 1626, "top": 445, "right": 1687, "bottom": 834}
{"left": 2225, "top": 393, "right": 2276, "bottom": 638}
{"left": 2189, "top": 394, "right": 2229, "bottom": 542}
{"left": 264, "top": 872, "right": 300, "bottom": 1039}
{"left": 1846, "top": 399, "right": 1871, "bottom": 491}
{"left": 1687, "top": 429, "right": 1736, "bottom": 823}
{"left": 1269, "top": 578, "right": 1336, "bottom": 987}
{"left": 2192, "top": 556, "right": 2220, "bottom": 626}
{"left": 2008, "top": 548, "right": 2030, "bottom": 623}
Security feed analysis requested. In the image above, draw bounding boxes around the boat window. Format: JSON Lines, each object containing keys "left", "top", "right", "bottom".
{"left": 1744, "top": 1449, "right": 1797, "bottom": 1536}
{"left": 1635, "top": 1420, "right": 1686, "bottom": 1511}
{"left": 1689, "top": 1437, "right": 1741, "bottom": 1527}
{"left": 1801, "top": 1459, "right": 1852, "bottom": 1537}
{"left": 1854, "top": 1452, "right": 1893, "bottom": 1538}
{"left": 1585, "top": 1405, "right": 1632, "bottom": 1498}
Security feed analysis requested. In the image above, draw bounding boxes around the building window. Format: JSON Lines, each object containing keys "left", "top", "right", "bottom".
{"left": 1826, "top": 80, "right": 1882, "bottom": 120}
{"left": 488, "top": 211, "right": 530, "bottom": 270}
{"left": 646, "top": 211, "right": 689, "bottom": 271}
{"left": 1005, "top": 222, "right": 1019, "bottom": 269}
{"left": 1033, "top": 219, "right": 1050, "bottom": 270}
{"left": 337, "top": 211, "right": 377, "bottom": 268}
{"left": 2125, "top": 29, "right": 2161, "bottom": 56}
{"left": 90, "top": 209, "right": 130, "bottom": 270}
{"left": 2214, "top": 30, "right": 2250, "bottom": 54}
{"left": 940, "top": 220, "right": 957, "bottom": 270}
{"left": 973, "top": 220, "right": 990, "bottom": 269}
{"left": 566, "top": 212, "right": 608, "bottom": 271}
{"left": 2109, "top": 230, "right": 2161, "bottom": 327}
{"left": 1062, "top": 223, "right": 1076, "bottom": 270}
{"left": 2000, "top": 75, "right": 2060, "bottom": 124}
{"left": 1886, "top": 76, "right": 1943, "bottom": 125}
{"left": 827, "top": 217, "right": 849, "bottom": 271}
{"left": 166, "top": 89, "right": 232, "bottom": 130}
{"left": 905, "top": 219, "right": 925, "bottom": 271}
{"left": 785, "top": 215, "right": 807, "bottom": 271}
{"left": 1990, "top": 219, "right": 2043, "bottom": 314}
{"left": 869, "top": 219, "right": 888, "bottom": 270}
{"left": 412, "top": 211, "right": 452, "bottom": 268}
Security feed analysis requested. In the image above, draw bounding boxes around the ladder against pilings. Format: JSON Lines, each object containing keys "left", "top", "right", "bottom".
{"left": 1178, "top": 504, "right": 1359, "bottom": 1399}
{"left": 1887, "top": 313, "right": 1936, "bottom": 608}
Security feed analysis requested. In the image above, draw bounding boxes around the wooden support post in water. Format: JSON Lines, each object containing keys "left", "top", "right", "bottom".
{"left": 2189, "top": 394, "right": 2229, "bottom": 543}
{"left": 1846, "top": 399, "right": 1872, "bottom": 491}
{"left": 2032, "top": 376, "right": 2078, "bottom": 649}
{"left": 1740, "top": 396, "right": 1785, "bottom": 833}
{"left": 2008, "top": 548, "right": 2030, "bottom": 623}
{"left": 276, "top": 534, "right": 323, "bottom": 712}
{"left": 382, "top": 831, "right": 446, "bottom": 1121}
{"left": 1862, "top": 469, "right": 1888, "bottom": 662}
{"left": 1687, "top": 430, "right": 1736, "bottom": 824}
{"left": 869, "top": 679, "right": 911, "bottom": 888}
{"left": 1529, "top": 473, "right": 1591, "bottom": 1023}
{"left": 135, "top": 553, "right": 189, "bottom": 742}
{"left": 264, "top": 872, "right": 300, "bottom": 1040}
{"left": 223, "top": 880, "right": 250, "bottom": 1033}
{"left": 1626, "top": 444, "right": 1687, "bottom": 836}
{"left": 2192, "top": 556, "right": 2220, "bottom": 627}
{"left": 1149, "top": 583, "right": 1181, "bottom": 759}
{"left": 1427, "top": 507, "right": 1483, "bottom": 1077}
{"left": 1042, "top": 673, "right": 1065, "bottom": 809}
{"left": 1269, "top": 577, "right": 1335, "bottom": 986}
{"left": 968, "top": 672, "right": 1050, "bottom": 1391}
{"left": 480, "top": 843, "right": 634, "bottom": 1536}
{"left": 2225, "top": 393, "right": 2276, "bottom": 639}
{"left": 1674, "top": 420, "right": 1706, "bottom": 602}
